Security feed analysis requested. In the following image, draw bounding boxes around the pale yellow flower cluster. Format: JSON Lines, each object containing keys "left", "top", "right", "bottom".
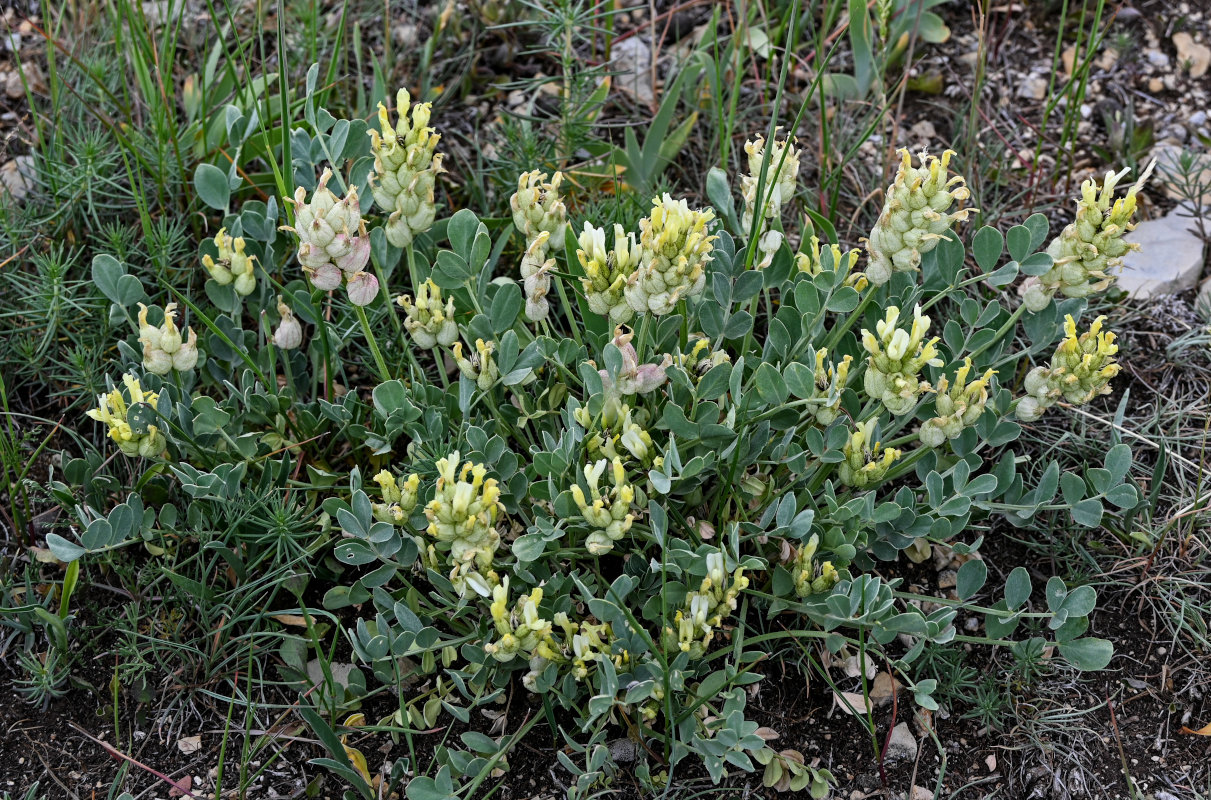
{"left": 86, "top": 374, "right": 165, "bottom": 458}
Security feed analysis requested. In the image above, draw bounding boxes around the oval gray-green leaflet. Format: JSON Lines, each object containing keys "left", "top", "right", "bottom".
{"left": 126, "top": 402, "right": 159, "bottom": 436}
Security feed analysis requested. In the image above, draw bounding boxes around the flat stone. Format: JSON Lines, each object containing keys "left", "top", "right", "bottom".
{"left": 885, "top": 722, "right": 917, "bottom": 763}
{"left": 0, "top": 156, "right": 34, "bottom": 204}
{"left": 610, "top": 37, "right": 653, "bottom": 106}
{"left": 1118, "top": 206, "right": 1207, "bottom": 298}
{"left": 910, "top": 787, "right": 935, "bottom": 800}
{"left": 306, "top": 660, "right": 356, "bottom": 694}
{"left": 1017, "top": 74, "right": 1047, "bottom": 100}
{"left": 909, "top": 120, "right": 936, "bottom": 143}
{"left": 1146, "top": 48, "right": 1170, "bottom": 68}
{"left": 1173, "top": 32, "right": 1211, "bottom": 79}
{"left": 871, "top": 672, "right": 899, "bottom": 706}
{"left": 937, "top": 569, "right": 958, "bottom": 590}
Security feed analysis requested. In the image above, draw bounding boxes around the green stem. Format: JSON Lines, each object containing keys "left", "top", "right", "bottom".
{"left": 553, "top": 273, "right": 584, "bottom": 348}
{"left": 431, "top": 347, "right": 449, "bottom": 389}
{"left": 967, "top": 302, "right": 1027, "bottom": 362}
{"left": 354, "top": 305, "right": 390, "bottom": 382}
{"left": 634, "top": 312, "right": 652, "bottom": 362}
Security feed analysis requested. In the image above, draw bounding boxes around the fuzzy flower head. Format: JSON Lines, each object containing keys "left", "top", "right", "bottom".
{"left": 676, "top": 336, "right": 731, "bottom": 381}
{"left": 1018, "top": 315, "right": 1121, "bottom": 421}
{"left": 861, "top": 304, "right": 942, "bottom": 415}
{"left": 397, "top": 279, "right": 458, "bottom": 348}
{"left": 453, "top": 338, "right": 500, "bottom": 392}
{"left": 369, "top": 88, "right": 445, "bottom": 248}
{"left": 662, "top": 552, "right": 749, "bottom": 659}
{"left": 796, "top": 235, "right": 868, "bottom": 291}
{"left": 865, "top": 149, "right": 974, "bottom": 286}
{"left": 372, "top": 469, "right": 421, "bottom": 525}
{"left": 625, "top": 194, "right": 716, "bottom": 316}
{"left": 739, "top": 130, "right": 800, "bottom": 269}
{"left": 807, "top": 348, "right": 853, "bottom": 427}
{"left": 137, "top": 302, "right": 199, "bottom": 374}
{"left": 484, "top": 579, "right": 564, "bottom": 674}
{"left": 568, "top": 457, "right": 636, "bottom": 555}
{"left": 86, "top": 374, "right": 165, "bottom": 458}
{"left": 282, "top": 169, "right": 373, "bottom": 298}
{"left": 577, "top": 223, "right": 639, "bottom": 325}
{"left": 575, "top": 403, "right": 661, "bottom": 468}
{"left": 838, "top": 419, "right": 901, "bottom": 489}
{"left": 425, "top": 451, "right": 504, "bottom": 581}
{"left": 1023, "top": 160, "right": 1157, "bottom": 311}
{"left": 510, "top": 170, "right": 568, "bottom": 251}
{"left": 202, "top": 228, "right": 257, "bottom": 296}
{"left": 599, "top": 326, "right": 672, "bottom": 399}
{"left": 744, "top": 128, "right": 801, "bottom": 210}
{"left": 919, "top": 358, "right": 995, "bottom": 447}
{"left": 792, "top": 534, "right": 841, "bottom": 598}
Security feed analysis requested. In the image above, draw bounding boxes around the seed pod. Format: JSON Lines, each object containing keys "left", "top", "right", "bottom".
{"left": 282, "top": 169, "right": 372, "bottom": 298}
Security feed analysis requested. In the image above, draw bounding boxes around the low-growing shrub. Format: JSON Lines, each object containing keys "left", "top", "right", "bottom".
{"left": 46, "top": 66, "right": 1153, "bottom": 795}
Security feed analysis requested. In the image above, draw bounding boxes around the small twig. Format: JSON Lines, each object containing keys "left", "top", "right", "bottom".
{"left": 67, "top": 721, "right": 201, "bottom": 799}
{"left": 21, "top": 730, "right": 80, "bottom": 799}
{"left": 876, "top": 662, "right": 898, "bottom": 788}
{"left": 1106, "top": 690, "right": 1141, "bottom": 799}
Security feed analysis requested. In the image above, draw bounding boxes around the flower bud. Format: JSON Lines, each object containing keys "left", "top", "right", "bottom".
{"left": 453, "top": 338, "right": 500, "bottom": 391}
{"left": 368, "top": 89, "right": 445, "bottom": 248}
{"left": 1017, "top": 315, "right": 1120, "bottom": 420}
{"left": 865, "top": 149, "right": 974, "bottom": 286}
{"left": 578, "top": 223, "right": 639, "bottom": 324}
{"left": 274, "top": 296, "right": 303, "bottom": 350}
{"left": 625, "top": 194, "right": 716, "bottom": 316}
{"left": 281, "top": 169, "right": 373, "bottom": 305}
{"left": 861, "top": 305, "right": 942, "bottom": 415}
{"left": 398, "top": 279, "right": 458, "bottom": 348}
{"left": 346, "top": 271, "right": 380, "bottom": 307}
{"left": 203, "top": 228, "right": 257, "bottom": 297}
{"left": 138, "top": 302, "right": 199, "bottom": 375}
{"left": 1026, "top": 160, "right": 1156, "bottom": 309}
{"left": 510, "top": 170, "right": 567, "bottom": 251}
{"left": 838, "top": 419, "right": 901, "bottom": 489}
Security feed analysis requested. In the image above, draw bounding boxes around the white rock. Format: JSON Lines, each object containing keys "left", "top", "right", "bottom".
{"left": 610, "top": 37, "right": 653, "bottom": 106}
{"left": 1173, "top": 32, "right": 1211, "bottom": 79}
{"left": 910, "top": 120, "right": 936, "bottom": 142}
{"left": 1017, "top": 74, "right": 1048, "bottom": 100}
{"left": 1146, "top": 48, "right": 1171, "bottom": 68}
{"left": 1118, "top": 206, "right": 1207, "bottom": 298}
{"left": 306, "top": 659, "right": 356, "bottom": 690}
{"left": 1190, "top": 110, "right": 1208, "bottom": 127}
{"left": 885, "top": 722, "right": 918, "bottom": 763}
{"left": 0, "top": 156, "right": 34, "bottom": 205}
{"left": 910, "top": 787, "right": 935, "bottom": 800}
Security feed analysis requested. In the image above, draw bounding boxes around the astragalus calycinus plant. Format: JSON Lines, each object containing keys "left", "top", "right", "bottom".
{"left": 67, "top": 75, "right": 1153, "bottom": 795}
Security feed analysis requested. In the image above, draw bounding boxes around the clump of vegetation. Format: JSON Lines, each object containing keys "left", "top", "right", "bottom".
{"left": 2, "top": 1, "right": 1201, "bottom": 798}
{"left": 34, "top": 72, "right": 1151, "bottom": 794}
